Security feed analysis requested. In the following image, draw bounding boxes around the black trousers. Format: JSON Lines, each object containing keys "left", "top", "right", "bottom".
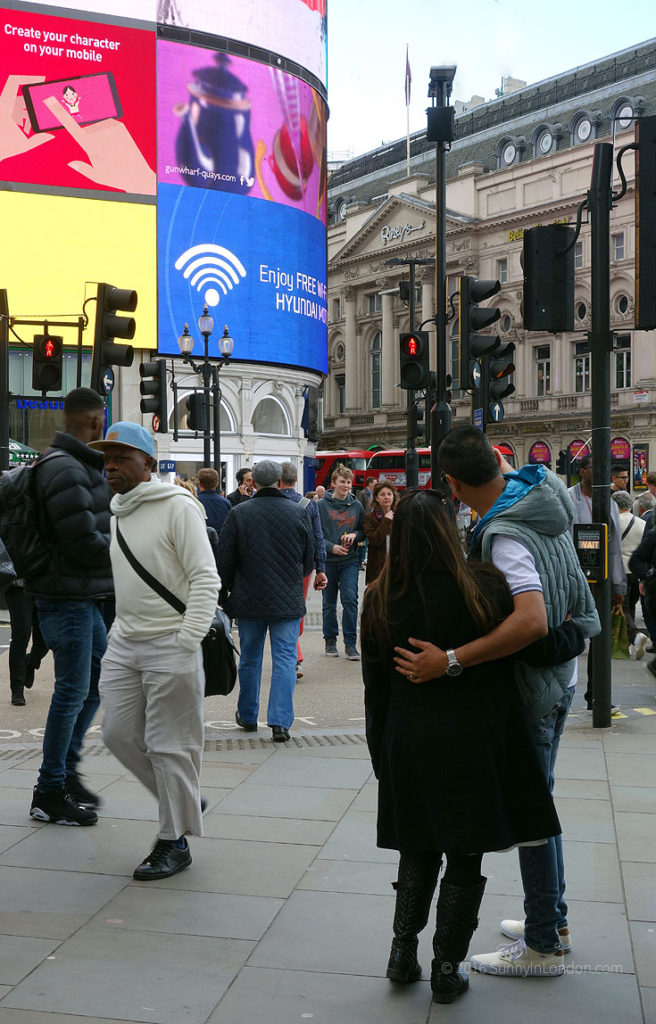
{"left": 5, "top": 585, "right": 47, "bottom": 688}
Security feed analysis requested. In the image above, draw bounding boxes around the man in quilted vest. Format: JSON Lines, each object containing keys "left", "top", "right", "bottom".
{"left": 217, "top": 460, "right": 315, "bottom": 742}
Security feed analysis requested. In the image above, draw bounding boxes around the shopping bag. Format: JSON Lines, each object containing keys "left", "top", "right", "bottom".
{"left": 610, "top": 607, "right": 630, "bottom": 660}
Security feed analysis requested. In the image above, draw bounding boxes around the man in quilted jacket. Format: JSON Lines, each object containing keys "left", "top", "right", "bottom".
{"left": 217, "top": 460, "right": 314, "bottom": 742}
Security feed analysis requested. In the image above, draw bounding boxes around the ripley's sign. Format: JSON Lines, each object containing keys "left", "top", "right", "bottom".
{"left": 381, "top": 221, "right": 425, "bottom": 245}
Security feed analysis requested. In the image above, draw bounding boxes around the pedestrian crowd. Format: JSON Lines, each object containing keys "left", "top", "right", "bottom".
{"left": 1, "top": 394, "right": 653, "bottom": 1005}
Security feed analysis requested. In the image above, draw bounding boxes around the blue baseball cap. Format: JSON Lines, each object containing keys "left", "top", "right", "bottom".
{"left": 89, "top": 421, "right": 155, "bottom": 460}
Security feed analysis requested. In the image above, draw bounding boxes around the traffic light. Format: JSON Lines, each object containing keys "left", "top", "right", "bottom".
{"left": 90, "top": 283, "right": 136, "bottom": 395}
{"left": 555, "top": 449, "right": 570, "bottom": 475}
{"left": 139, "top": 359, "right": 168, "bottom": 433}
{"left": 522, "top": 224, "right": 575, "bottom": 332}
{"left": 635, "top": 116, "right": 656, "bottom": 330}
{"left": 186, "top": 392, "right": 207, "bottom": 432}
{"left": 408, "top": 401, "right": 425, "bottom": 440}
{"left": 32, "top": 334, "right": 63, "bottom": 391}
{"left": 399, "top": 331, "right": 430, "bottom": 389}
{"left": 487, "top": 342, "right": 516, "bottom": 402}
{"left": 458, "top": 277, "right": 501, "bottom": 389}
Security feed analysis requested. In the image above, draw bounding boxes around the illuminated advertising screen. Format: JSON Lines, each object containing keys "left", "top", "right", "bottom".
{"left": 26, "top": 1, "right": 156, "bottom": 21}
{"left": 158, "top": 41, "right": 327, "bottom": 225}
{"left": 157, "top": 0, "right": 327, "bottom": 87}
{"left": 158, "top": 182, "right": 327, "bottom": 373}
{"left": 0, "top": 5, "right": 156, "bottom": 196}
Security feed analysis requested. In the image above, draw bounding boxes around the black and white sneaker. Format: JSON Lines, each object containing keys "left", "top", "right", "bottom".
{"left": 65, "top": 771, "right": 101, "bottom": 809}
{"left": 30, "top": 787, "right": 98, "bottom": 826}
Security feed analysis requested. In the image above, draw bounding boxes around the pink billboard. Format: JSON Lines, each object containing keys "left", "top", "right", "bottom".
{"left": 157, "top": 41, "right": 327, "bottom": 224}
{"left": 0, "top": 5, "right": 156, "bottom": 196}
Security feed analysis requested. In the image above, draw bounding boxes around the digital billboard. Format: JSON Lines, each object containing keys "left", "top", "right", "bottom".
{"left": 0, "top": 5, "right": 156, "bottom": 196}
{"left": 0, "top": 189, "right": 157, "bottom": 346}
{"left": 158, "top": 182, "right": 327, "bottom": 373}
{"left": 157, "top": 0, "right": 327, "bottom": 88}
{"left": 24, "top": 1, "right": 156, "bottom": 22}
{"left": 157, "top": 41, "right": 327, "bottom": 224}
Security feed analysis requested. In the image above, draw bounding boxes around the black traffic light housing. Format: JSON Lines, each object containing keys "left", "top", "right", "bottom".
{"left": 90, "top": 283, "right": 137, "bottom": 395}
{"left": 139, "top": 359, "right": 168, "bottom": 433}
{"left": 487, "top": 341, "right": 516, "bottom": 402}
{"left": 556, "top": 449, "right": 570, "bottom": 475}
{"left": 636, "top": 115, "right": 656, "bottom": 330}
{"left": 408, "top": 401, "right": 425, "bottom": 440}
{"left": 32, "top": 333, "right": 63, "bottom": 392}
{"left": 522, "top": 224, "right": 575, "bottom": 332}
{"left": 399, "top": 331, "right": 430, "bottom": 389}
{"left": 186, "top": 392, "right": 207, "bottom": 432}
{"left": 458, "top": 277, "right": 502, "bottom": 389}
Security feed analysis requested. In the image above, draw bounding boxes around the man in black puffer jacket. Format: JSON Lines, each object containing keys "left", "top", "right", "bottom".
{"left": 217, "top": 460, "right": 314, "bottom": 742}
{"left": 28, "top": 388, "right": 113, "bottom": 827}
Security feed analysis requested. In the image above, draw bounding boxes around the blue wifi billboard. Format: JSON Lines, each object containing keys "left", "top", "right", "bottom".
{"left": 157, "top": 183, "right": 327, "bottom": 372}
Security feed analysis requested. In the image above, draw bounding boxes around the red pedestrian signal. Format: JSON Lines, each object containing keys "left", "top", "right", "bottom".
{"left": 399, "top": 331, "right": 430, "bottom": 389}
{"left": 32, "top": 334, "right": 63, "bottom": 391}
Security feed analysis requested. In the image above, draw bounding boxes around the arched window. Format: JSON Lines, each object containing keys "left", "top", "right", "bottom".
{"left": 252, "top": 396, "right": 291, "bottom": 435}
{"left": 371, "top": 332, "right": 382, "bottom": 408}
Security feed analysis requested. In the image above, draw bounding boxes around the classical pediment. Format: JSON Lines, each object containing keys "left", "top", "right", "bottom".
{"left": 330, "top": 194, "right": 437, "bottom": 266}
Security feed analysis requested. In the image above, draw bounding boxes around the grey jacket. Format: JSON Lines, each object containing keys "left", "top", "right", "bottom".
{"left": 475, "top": 469, "right": 601, "bottom": 723}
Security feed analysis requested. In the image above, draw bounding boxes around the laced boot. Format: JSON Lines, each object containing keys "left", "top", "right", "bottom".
{"left": 431, "top": 876, "right": 487, "bottom": 1003}
{"left": 386, "top": 851, "right": 441, "bottom": 983}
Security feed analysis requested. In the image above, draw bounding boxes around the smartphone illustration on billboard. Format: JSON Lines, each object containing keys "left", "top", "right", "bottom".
{"left": 23, "top": 72, "right": 123, "bottom": 133}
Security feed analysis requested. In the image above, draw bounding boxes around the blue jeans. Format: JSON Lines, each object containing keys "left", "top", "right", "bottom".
{"left": 322, "top": 559, "right": 359, "bottom": 646}
{"left": 237, "top": 618, "right": 301, "bottom": 729}
{"left": 520, "top": 685, "right": 574, "bottom": 953}
{"left": 35, "top": 598, "right": 107, "bottom": 792}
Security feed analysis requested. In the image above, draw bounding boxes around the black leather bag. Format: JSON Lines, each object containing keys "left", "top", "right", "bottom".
{"left": 116, "top": 522, "right": 237, "bottom": 697}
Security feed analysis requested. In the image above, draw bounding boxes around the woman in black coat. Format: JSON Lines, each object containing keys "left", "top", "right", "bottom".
{"left": 361, "top": 490, "right": 560, "bottom": 1004}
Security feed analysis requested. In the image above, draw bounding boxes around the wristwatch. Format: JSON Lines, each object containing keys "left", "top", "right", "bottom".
{"left": 445, "top": 649, "right": 464, "bottom": 677}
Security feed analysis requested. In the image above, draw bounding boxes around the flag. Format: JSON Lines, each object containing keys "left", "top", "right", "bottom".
{"left": 405, "top": 46, "right": 411, "bottom": 107}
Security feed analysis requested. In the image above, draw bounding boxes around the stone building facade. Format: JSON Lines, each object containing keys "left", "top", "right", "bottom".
{"left": 322, "top": 39, "right": 656, "bottom": 480}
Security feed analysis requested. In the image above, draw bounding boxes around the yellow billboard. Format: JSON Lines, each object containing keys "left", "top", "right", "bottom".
{"left": 0, "top": 189, "right": 156, "bottom": 348}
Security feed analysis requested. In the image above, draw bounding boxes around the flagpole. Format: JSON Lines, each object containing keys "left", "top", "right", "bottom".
{"left": 405, "top": 45, "right": 411, "bottom": 177}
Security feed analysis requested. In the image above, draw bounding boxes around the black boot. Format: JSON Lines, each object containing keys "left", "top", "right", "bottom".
{"left": 431, "top": 877, "right": 486, "bottom": 1003}
{"left": 11, "top": 684, "right": 26, "bottom": 706}
{"left": 386, "top": 852, "right": 441, "bottom": 983}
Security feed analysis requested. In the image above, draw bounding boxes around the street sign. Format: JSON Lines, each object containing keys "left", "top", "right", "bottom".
{"left": 489, "top": 401, "right": 504, "bottom": 422}
{"left": 473, "top": 408, "right": 483, "bottom": 429}
{"left": 101, "top": 367, "right": 115, "bottom": 394}
{"left": 159, "top": 460, "right": 176, "bottom": 473}
{"left": 470, "top": 360, "right": 481, "bottom": 388}
{"left": 152, "top": 414, "right": 160, "bottom": 433}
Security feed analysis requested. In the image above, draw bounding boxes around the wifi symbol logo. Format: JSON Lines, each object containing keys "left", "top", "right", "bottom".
{"left": 175, "top": 244, "right": 247, "bottom": 308}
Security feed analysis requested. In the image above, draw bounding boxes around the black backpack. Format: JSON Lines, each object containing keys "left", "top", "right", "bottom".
{"left": 0, "top": 451, "right": 65, "bottom": 581}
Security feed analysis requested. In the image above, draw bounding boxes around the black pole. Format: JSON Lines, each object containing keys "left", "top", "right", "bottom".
{"left": 429, "top": 75, "right": 453, "bottom": 493}
{"left": 212, "top": 365, "right": 221, "bottom": 481}
{"left": 0, "top": 289, "right": 10, "bottom": 472}
{"left": 405, "top": 261, "right": 418, "bottom": 489}
{"left": 202, "top": 332, "right": 211, "bottom": 468}
{"left": 589, "top": 142, "right": 614, "bottom": 730}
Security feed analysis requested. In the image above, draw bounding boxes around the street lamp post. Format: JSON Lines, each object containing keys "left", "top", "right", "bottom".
{"left": 177, "top": 308, "right": 233, "bottom": 482}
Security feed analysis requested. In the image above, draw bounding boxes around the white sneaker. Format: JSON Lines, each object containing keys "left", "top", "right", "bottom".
{"left": 630, "top": 633, "right": 649, "bottom": 660}
{"left": 470, "top": 938, "right": 565, "bottom": 976}
{"left": 500, "top": 919, "right": 572, "bottom": 953}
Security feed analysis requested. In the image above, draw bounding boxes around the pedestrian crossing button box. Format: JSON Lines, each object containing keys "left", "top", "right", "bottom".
{"left": 573, "top": 523, "right": 608, "bottom": 582}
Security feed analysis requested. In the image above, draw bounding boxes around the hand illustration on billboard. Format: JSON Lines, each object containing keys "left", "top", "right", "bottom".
{"left": 0, "top": 75, "right": 54, "bottom": 163}
{"left": 43, "top": 95, "right": 156, "bottom": 195}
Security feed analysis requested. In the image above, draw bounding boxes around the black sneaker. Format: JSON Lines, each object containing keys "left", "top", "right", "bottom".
{"left": 133, "top": 839, "right": 192, "bottom": 880}
{"left": 30, "top": 787, "right": 98, "bottom": 826}
{"left": 235, "top": 710, "right": 258, "bottom": 732}
{"left": 345, "top": 644, "right": 361, "bottom": 661}
{"left": 271, "top": 725, "right": 290, "bottom": 742}
{"left": 65, "top": 771, "right": 101, "bottom": 809}
{"left": 325, "top": 638, "right": 339, "bottom": 657}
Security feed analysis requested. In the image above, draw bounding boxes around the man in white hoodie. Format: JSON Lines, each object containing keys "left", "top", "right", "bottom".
{"left": 90, "top": 422, "right": 219, "bottom": 881}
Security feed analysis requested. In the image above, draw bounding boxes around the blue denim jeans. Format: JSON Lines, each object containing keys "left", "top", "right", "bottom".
{"left": 520, "top": 685, "right": 574, "bottom": 953}
{"left": 237, "top": 617, "right": 301, "bottom": 729}
{"left": 35, "top": 598, "right": 107, "bottom": 792}
{"left": 322, "top": 559, "right": 359, "bottom": 646}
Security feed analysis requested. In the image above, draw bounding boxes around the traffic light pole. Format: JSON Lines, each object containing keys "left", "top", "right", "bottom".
{"left": 588, "top": 142, "right": 614, "bottom": 730}
{"left": 212, "top": 366, "right": 222, "bottom": 484}
{"left": 406, "top": 260, "right": 418, "bottom": 489}
{"left": 428, "top": 68, "right": 455, "bottom": 493}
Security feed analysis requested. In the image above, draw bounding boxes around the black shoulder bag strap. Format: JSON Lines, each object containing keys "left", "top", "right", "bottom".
{"left": 621, "top": 515, "right": 636, "bottom": 541}
{"left": 115, "top": 520, "right": 186, "bottom": 614}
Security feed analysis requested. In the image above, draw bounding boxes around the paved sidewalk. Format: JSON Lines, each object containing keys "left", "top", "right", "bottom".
{"left": 0, "top": 702, "right": 654, "bottom": 1024}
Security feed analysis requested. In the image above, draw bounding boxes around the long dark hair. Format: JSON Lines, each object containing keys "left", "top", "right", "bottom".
{"left": 361, "top": 489, "right": 505, "bottom": 653}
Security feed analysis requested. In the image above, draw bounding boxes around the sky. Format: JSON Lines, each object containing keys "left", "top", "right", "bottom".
{"left": 326, "top": 0, "right": 656, "bottom": 158}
